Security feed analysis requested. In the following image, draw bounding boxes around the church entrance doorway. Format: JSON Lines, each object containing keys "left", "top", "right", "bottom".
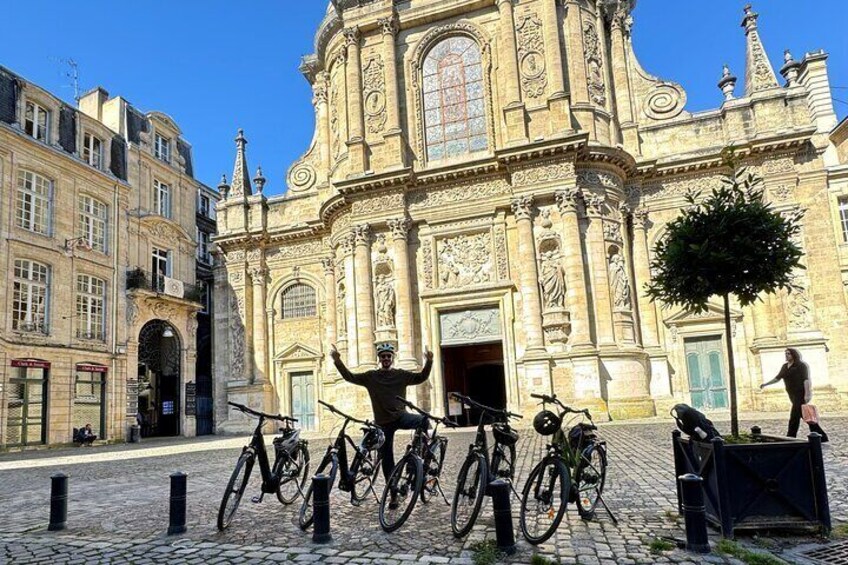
{"left": 137, "top": 319, "right": 181, "bottom": 437}
{"left": 442, "top": 342, "right": 505, "bottom": 427}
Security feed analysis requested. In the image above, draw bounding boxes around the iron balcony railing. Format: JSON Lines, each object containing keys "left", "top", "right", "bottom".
{"left": 126, "top": 268, "right": 203, "bottom": 303}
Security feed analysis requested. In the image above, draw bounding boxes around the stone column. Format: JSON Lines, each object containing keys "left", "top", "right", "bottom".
{"left": 555, "top": 188, "right": 592, "bottom": 348}
{"left": 563, "top": 0, "right": 593, "bottom": 139}
{"left": 250, "top": 267, "right": 269, "bottom": 383}
{"left": 344, "top": 27, "right": 367, "bottom": 172}
{"left": 511, "top": 196, "right": 545, "bottom": 352}
{"left": 340, "top": 233, "right": 358, "bottom": 367}
{"left": 584, "top": 194, "right": 615, "bottom": 346}
{"left": 608, "top": 7, "right": 639, "bottom": 152}
{"left": 542, "top": 0, "right": 570, "bottom": 130}
{"left": 378, "top": 15, "right": 404, "bottom": 166}
{"left": 314, "top": 72, "right": 331, "bottom": 172}
{"left": 752, "top": 295, "right": 777, "bottom": 344}
{"left": 631, "top": 210, "right": 660, "bottom": 349}
{"left": 388, "top": 218, "right": 416, "bottom": 367}
{"left": 353, "top": 224, "right": 376, "bottom": 366}
{"left": 498, "top": 0, "right": 527, "bottom": 144}
{"left": 321, "top": 256, "right": 337, "bottom": 360}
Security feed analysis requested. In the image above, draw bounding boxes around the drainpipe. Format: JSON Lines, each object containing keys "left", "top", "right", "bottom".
{"left": 111, "top": 184, "right": 120, "bottom": 439}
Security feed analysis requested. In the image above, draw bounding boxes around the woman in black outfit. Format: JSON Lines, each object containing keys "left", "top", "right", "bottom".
{"left": 760, "top": 348, "right": 828, "bottom": 442}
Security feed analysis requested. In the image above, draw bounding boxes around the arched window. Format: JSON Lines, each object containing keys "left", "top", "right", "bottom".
{"left": 422, "top": 36, "right": 487, "bottom": 162}
{"left": 281, "top": 283, "right": 317, "bottom": 319}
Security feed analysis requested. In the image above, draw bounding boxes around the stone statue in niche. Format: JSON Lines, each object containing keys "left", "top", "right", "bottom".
{"left": 375, "top": 274, "right": 396, "bottom": 328}
{"left": 336, "top": 282, "right": 347, "bottom": 337}
{"left": 539, "top": 249, "right": 566, "bottom": 310}
{"left": 608, "top": 251, "right": 632, "bottom": 309}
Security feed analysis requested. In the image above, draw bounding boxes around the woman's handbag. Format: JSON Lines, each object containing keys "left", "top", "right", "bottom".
{"left": 801, "top": 404, "right": 819, "bottom": 424}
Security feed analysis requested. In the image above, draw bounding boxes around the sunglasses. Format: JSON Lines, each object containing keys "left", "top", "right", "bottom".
{"left": 378, "top": 354, "right": 393, "bottom": 360}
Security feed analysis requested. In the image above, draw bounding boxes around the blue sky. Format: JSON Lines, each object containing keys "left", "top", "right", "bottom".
{"left": 3, "top": 1, "right": 846, "bottom": 196}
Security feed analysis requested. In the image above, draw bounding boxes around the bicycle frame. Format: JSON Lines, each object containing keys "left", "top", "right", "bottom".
{"left": 319, "top": 416, "right": 367, "bottom": 491}
{"left": 244, "top": 415, "right": 278, "bottom": 494}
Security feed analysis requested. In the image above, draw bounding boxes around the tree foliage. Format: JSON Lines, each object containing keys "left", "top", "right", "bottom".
{"left": 646, "top": 169, "right": 805, "bottom": 312}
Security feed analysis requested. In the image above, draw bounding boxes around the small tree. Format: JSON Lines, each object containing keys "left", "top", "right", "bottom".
{"left": 646, "top": 166, "right": 804, "bottom": 438}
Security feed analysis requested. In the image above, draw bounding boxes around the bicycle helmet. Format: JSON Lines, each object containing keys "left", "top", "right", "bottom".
{"left": 273, "top": 428, "right": 300, "bottom": 453}
{"left": 376, "top": 343, "right": 395, "bottom": 355}
{"left": 568, "top": 422, "right": 597, "bottom": 451}
{"left": 360, "top": 427, "right": 385, "bottom": 452}
{"left": 492, "top": 422, "right": 519, "bottom": 446}
{"left": 533, "top": 409, "right": 561, "bottom": 436}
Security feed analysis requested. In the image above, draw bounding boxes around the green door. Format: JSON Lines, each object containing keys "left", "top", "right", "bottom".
{"left": 6, "top": 365, "right": 48, "bottom": 446}
{"left": 291, "top": 372, "right": 315, "bottom": 431}
{"left": 684, "top": 336, "right": 728, "bottom": 410}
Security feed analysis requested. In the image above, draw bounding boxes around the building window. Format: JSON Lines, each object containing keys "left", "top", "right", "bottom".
{"left": 151, "top": 247, "right": 171, "bottom": 292}
{"left": 24, "top": 101, "right": 50, "bottom": 142}
{"left": 839, "top": 197, "right": 848, "bottom": 243}
{"left": 73, "top": 364, "right": 107, "bottom": 440}
{"left": 16, "top": 170, "right": 52, "bottom": 235}
{"left": 154, "top": 133, "right": 171, "bottom": 163}
{"left": 83, "top": 133, "right": 103, "bottom": 169}
{"left": 153, "top": 179, "right": 171, "bottom": 218}
{"left": 76, "top": 275, "right": 106, "bottom": 341}
{"left": 13, "top": 259, "right": 50, "bottom": 333}
{"left": 196, "top": 229, "right": 211, "bottom": 264}
{"left": 198, "top": 193, "right": 212, "bottom": 218}
{"left": 78, "top": 195, "right": 108, "bottom": 253}
{"left": 422, "top": 36, "right": 488, "bottom": 162}
{"left": 281, "top": 284, "right": 317, "bottom": 319}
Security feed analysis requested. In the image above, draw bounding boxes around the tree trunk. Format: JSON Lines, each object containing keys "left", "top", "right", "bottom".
{"left": 723, "top": 293, "right": 739, "bottom": 438}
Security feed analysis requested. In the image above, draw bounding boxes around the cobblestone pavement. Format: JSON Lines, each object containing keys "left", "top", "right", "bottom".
{"left": 1, "top": 414, "right": 845, "bottom": 564}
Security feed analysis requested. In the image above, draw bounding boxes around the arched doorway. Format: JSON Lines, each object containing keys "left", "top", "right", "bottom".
{"left": 137, "top": 320, "right": 181, "bottom": 437}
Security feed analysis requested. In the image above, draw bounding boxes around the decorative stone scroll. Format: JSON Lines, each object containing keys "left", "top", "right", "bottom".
{"left": 437, "top": 232, "right": 493, "bottom": 288}
{"left": 515, "top": 12, "right": 547, "bottom": 100}
{"left": 644, "top": 83, "right": 686, "bottom": 121}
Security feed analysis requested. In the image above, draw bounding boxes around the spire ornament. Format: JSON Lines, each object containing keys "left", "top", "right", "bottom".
{"left": 253, "top": 166, "right": 266, "bottom": 194}
{"left": 229, "top": 129, "right": 252, "bottom": 198}
{"left": 718, "top": 64, "right": 738, "bottom": 101}
{"left": 780, "top": 49, "right": 801, "bottom": 86}
{"left": 741, "top": 4, "right": 779, "bottom": 96}
{"left": 218, "top": 174, "right": 230, "bottom": 199}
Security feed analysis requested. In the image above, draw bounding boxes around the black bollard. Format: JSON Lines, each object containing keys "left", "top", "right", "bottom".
{"left": 490, "top": 480, "right": 516, "bottom": 555}
{"left": 678, "top": 474, "right": 710, "bottom": 553}
{"left": 48, "top": 473, "right": 68, "bottom": 531}
{"left": 312, "top": 475, "right": 332, "bottom": 544}
{"left": 751, "top": 426, "right": 761, "bottom": 436}
{"left": 167, "top": 472, "right": 187, "bottom": 535}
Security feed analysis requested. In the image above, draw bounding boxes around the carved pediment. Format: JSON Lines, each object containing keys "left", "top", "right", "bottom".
{"left": 664, "top": 301, "right": 742, "bottom": 327}
{"left": 275, "top": 343, "right": 322, "bottom": 361}
{"left": 140, "top": 216, "right": 193, "bottom": 244}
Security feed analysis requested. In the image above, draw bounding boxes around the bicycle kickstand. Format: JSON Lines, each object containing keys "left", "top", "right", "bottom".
{"left": 435, "top": 480, "right": 450, "bottom": 506}
{"left": 597, "top": 492, "right": 619, "bottom": 526}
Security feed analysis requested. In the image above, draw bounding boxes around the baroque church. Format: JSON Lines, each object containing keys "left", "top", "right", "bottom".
{"left": 213, "top": 0, "right": 848, "bottom": 432}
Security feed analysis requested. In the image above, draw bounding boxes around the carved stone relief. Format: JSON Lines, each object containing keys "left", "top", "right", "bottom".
{"left": 372, "top": 234, "right": 396, "bottom": 328}
{"left": 408, "top": 178, "right": 510, "bottom": 210}
{"left": 437, "top": 232, "right": 493, "bottom": 288}
{"left": 422, "top": 239, "right": 434, "bottom": 289}
{"left": 362, "top": 55, "right": 387, "bottom": 134}
{"left": 267, "top": 240, "right": 324, "bottom": 261}
{"left": 439, "top": 308, "right": 501, "bottom": 346}
{"left": 229, "top": 293, "right": 245, "bottom": 378}
{"left": 351, "top": 191, "right": 404, "bottom": 215}
{"left": 603, "top": 220, "right": 623, "bottom": 243}
{"left": 493, "top": 224, "right": 509, "bottom": 281}
{"left": 515, "top": 13, "right": 547, "bottom": 100}
{"left": 577, "top": 170, "right": 622, "bottom": 189}
{"left": 639, "top": 174, "right": 723, "bottom": 203}
{"left": 583, "top": 20, "right": 606, "bottom": 106}
{"left": 512, "top": 161, "right": 575, "bottom": 187}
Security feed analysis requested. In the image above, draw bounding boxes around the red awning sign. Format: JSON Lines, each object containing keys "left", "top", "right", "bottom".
{"left": 11, "top": 359, "right": 51, "bottom": 369}
{"left": 77, "top": 364, "right": 108, "bottom": 373}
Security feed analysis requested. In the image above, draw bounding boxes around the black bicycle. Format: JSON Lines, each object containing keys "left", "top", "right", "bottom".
{"left": 217, "top": 402, "right": 310, "bottom": 531}
{"left": 450, "top": 393, "right": 522, "bottom": 538}
{"left": 378, "top": 397, "right": 456, "bottom": 532}
{"left": 298, "top": 400, "right": 384, "bottom": 530}
{"left": 519, "top": 392, "right": 611, "bottom": 545}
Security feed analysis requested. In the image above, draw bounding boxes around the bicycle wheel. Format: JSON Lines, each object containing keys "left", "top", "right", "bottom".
{"left": 351, "top": 447, "right": 381, "bottom": 504}
{"left": 217, "top": 451, "right": 255, "bottom": 531}
{"left": 490, "top": 442, "right": 516, "bottom": 480}
{"left": 575, "top": 443, "right": 607, "bottom": 519}
{"left": 519, "top": 456, "right": 570, "bottom": 545}
{"left": 276, "top": 442, "right": 310, "bottom": 505}
{"left": 450, "top": 452, "right": 487, "bottom": 538}
{"left": 421, "top": 437, "right": 446, "bottom": 504}
{"left": 298, "top": 454, "right": 338, "bottom": 530}
{"left": 378, "top": 453, "right": 424, "bottom": 533}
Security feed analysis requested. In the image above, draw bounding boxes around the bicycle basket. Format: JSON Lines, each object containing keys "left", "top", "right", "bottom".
{"left": 533, "top": 409, "right": 561, "bottom": 436}
{"left": 360, "top": 427, "right": 385, "bottom": 452}
{"left": 492, "top": 422, "right": 519, "bottom": 446}
{"left": 568, "top": 422, "right": 596, "bottom": 451}
{"left": 273, "top": 428, "right": 300, "bottom": 453}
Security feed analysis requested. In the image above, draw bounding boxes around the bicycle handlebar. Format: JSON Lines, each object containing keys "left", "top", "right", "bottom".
{"left": 530, "top": 393, "right": 592, "bottom": 420}
{"left": 450, "top": 393, "right": 523, "bottom": 420}
{"left": 395, "top": 396, "right": 458, "bottom": 428}
{"left": 228, "top": 401, "right": 297, "bottom": 423}
{"left": 318, "top": 399, "right": 379, "bottom": 428}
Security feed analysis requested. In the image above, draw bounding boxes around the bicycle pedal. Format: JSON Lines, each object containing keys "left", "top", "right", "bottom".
{"left": 251, "top": 494, "right": 264, "bottom": 504}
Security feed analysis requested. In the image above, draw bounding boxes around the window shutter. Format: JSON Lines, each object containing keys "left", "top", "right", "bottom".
{"left": 0, "top": 70, "right": 18, "bottom": 124}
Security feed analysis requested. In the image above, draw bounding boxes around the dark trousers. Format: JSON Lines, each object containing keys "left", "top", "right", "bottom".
{"left": 380, "top": 412, "right": 428, "bottom": 481}
{"left": 788, "top": 398, "right": 829, "bottom": 442}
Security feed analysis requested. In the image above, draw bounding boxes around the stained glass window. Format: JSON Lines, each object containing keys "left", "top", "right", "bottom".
{"left": 422, "top": 36, "right": 488, "bottom": 162}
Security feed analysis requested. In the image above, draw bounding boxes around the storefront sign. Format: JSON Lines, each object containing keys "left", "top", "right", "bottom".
{"left": 448, "top": 393, "right": 463, "bottom": 417}
{"left": 77, "top": 364, "right": 108, "bottom": 373}
{"left": 185, "top": 382, "right": 197, "bottom": 416}
{"left": 11, "top": 359, "right": 51, "bottom": 369}
{"left": 127, "top": 380, "right": 139, "bottom": 417}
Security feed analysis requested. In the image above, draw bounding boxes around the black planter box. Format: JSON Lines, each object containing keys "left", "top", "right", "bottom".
{"left": 672, "top": 429, "right": 831, "bottom": 537}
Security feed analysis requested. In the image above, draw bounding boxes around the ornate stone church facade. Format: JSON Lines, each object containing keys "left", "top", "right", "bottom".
{"left": 213, "top": 0, "right": 847, "bottom": 432}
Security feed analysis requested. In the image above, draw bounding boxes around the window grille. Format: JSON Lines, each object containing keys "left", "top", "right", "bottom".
{"left": 281, "top": 284, "right": 317, "bottom": 319}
